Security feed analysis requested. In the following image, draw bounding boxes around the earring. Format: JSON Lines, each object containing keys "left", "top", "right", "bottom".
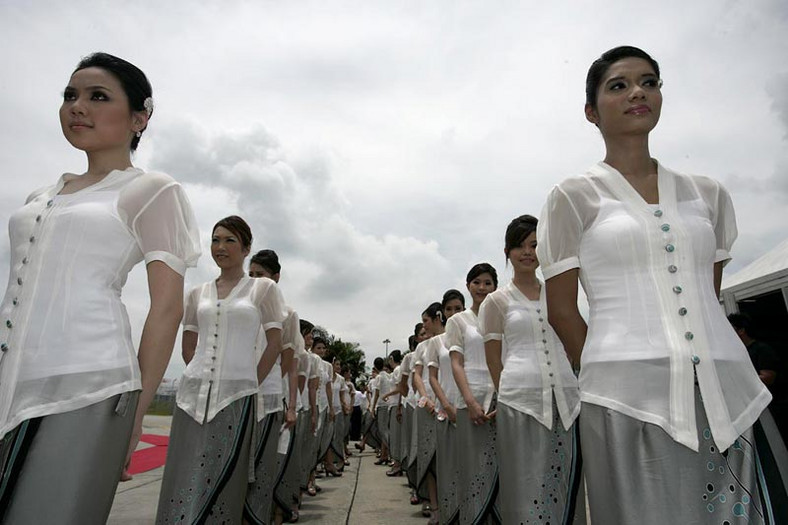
{"left": 135, "top": 131, "right": 141, "bottom": 138}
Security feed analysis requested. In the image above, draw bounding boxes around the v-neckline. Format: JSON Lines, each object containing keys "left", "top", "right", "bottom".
{"left": 592, "top": 160, "right": 673, "bottom": 211}
{"left": 214, "top": 275, "right": 248, "bottom": 301}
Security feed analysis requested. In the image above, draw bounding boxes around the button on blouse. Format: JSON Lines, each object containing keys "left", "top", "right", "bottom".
{"left": 445, "top": 310, "right": 495, "bottom": 409}
{"left": 478, "top": 281, "right": 580, "bottom": 430}
{"left": 537, "top": 160, "right": 770, "bottom": 451}
{"left": 0, "top": 169, "right": 201, "bottom": 438}
{"left": 178, "top": 276, "right": 287, "bottom": 424}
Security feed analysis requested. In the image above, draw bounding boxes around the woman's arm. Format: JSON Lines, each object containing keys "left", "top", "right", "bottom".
{"left": 123, "top": 261, "right": 185, "bottom": 480}
{"left": 308, "top": 376, "right": 318, "bottom": 431}
{"left": 451, "top": 352, "right": 487, "bottom": 424}
{"left": 714, "top": 261, "right": 724, "bottom": 298}
{"left": 429, "top": 366, "right": 456, "bottom": 422}
{"left": 326, "top": 381, "right": 335, "bottom": 421}
{"left": 257, "top": 328, "right": 283, "bottom": 384}
{"left": 484, "top": 340, "right": 503, "bottom": 393}
{"left": 545, "top": 269, "right": 587, "bottom": 366}
{"left": 281, "top": 348, "right": 297, "bottom": 429}
{"left": 182, "top": 331, "right": 198, "bottom": 365}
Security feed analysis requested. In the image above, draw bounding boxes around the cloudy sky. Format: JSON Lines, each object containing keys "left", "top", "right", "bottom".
{"left": 1, "top": 1, "right": 787, "bottom": 378}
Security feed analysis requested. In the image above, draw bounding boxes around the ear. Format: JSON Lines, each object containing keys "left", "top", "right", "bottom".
{"left": 131, "top": 111, "right": 149, "bottom": 134}
{"left": 584, "top": 103, "right": 599, "bottom": 125}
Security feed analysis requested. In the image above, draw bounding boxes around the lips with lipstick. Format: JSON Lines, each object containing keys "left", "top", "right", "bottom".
{"left": 626, "top": 105, "right": 651, "bottom": 115}
{"left": 69, "top": 121, "right": 93, "bottom": 130}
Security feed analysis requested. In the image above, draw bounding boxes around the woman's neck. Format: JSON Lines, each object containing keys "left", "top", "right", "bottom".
{"left": 85, "top": 148, "right": 133, "bottom": 178}
{"left": 432, "top": 325, "right": 445, "bottom": 336}
{"left": 471, "top": 301, "right": 482, "bottom": 315}
{"left": 218, "top": 266, "right": 246, "bottom": 283}
{"left": 602, "top": 135, "right": 655, "bottom": 178}
{"left": 513, "top": 270, "right": 539, "bottom": 291}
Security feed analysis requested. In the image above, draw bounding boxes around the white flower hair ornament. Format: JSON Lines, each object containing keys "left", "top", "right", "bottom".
{"left": 143, "top": 97, "right": 154, "bottom": 117}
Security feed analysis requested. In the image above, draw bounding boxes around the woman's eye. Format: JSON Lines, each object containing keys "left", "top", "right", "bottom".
{"left": 91, "top": 91, "right": 109, "bottom": 101}
{"left": 609, "top": 81, "right": 626, "bottom": 91}
{"left": 63, "top": 91, "right": 76, "bottom": 101}
{"left": 642, "top": 78, "right": 660, "bottom": 89}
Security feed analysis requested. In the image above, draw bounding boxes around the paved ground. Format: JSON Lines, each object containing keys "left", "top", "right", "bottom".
{"left": 108, "top": 415, "right": 425, "bottom": 524}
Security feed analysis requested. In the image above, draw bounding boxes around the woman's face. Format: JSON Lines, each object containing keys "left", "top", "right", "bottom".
{"left": 417, "top": 327, "right": 428, "bottom": 343}
{"left": 303, "top": 331, "right": 314, "bottom": 350}
{"left": 59, "top": 67, "right": 145, "bottom": 154}
{"left": 467, "top": 272, "right": 496, "bottom": 306}
{"left": 421, "top": 313, "right": 437, "bottom": 336}
{"left": 585, "top": 57, "right": 662, "bottom": 138}
{"left": 211, "top": 226, "right": 249, "bottom": 270}
{"left": 443, "top": 298, "right": 464, "bottom": 320}
{"left": 313, "top": 342, "right": 327, "bottom": 357}
{"left": 249, "top": 262, "right": 274, "bottom": 280}
{"left": 508, "top": 232, "right": 539, "bottom": 274}
{"left": 333, "top": 360, "right": 341, "bottom": 374}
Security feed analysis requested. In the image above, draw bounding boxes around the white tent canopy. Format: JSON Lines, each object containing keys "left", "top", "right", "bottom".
{"left": 721, "top": 238, "right": 788, "bottom": 313}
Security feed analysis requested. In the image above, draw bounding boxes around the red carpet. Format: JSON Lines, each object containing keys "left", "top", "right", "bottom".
{"left": 128, "top": 434, "right": 169, "bottom": 475}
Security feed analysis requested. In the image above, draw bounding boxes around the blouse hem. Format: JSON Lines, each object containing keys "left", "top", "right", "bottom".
{"left": 144, "top": 251, "right": 187, "bottom": 276}
{"left": 178, "top": 389, "right": 257, "bottom": 425}
{"left": 541, "top": 257, "right": 580, "bottom": 280}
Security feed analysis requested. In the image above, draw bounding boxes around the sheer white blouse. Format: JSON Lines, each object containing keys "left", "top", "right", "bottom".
{"left": 445, "top": 310, "right": 494, "bottom": 409}
{"left": 0, "top": 168, "right": 200, "bottom": 438}
{"left": 255, "top": 306, "right": 303, "bottom": 419}
{"left": 413, "top": 339, "right": 435, "bottom": 400}
{"left": 179, "top": 276, "right": 286, "bottom": 424}
{"left": 426, "top": 333, "right": 461, "bottom": 410}
{"left": 537, "top": 160, "right": 770, "bottom": 451}
{"left": 400, "top": 352, "right": 417, "bottom": 408}
{"left": 479, "top": 281, "right": 580, "bottom": 430}
{"left": 316, "top": 358, "right": 332, "bottom": 411}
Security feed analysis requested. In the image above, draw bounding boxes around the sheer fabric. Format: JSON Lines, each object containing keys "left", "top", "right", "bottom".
{"left": 445, "top": 310, "right": 494, "bottom": 408}
{"left": 178, "top": 276, "right": 286, "bottom": 424}
{"left": 413, "top": 339, "right": 435, "bottom": 399}
{"left": 479, "top": 282, "right": 580, "bottom": 430}
{"left": 0, "top": 168, "right": 200, "bottom": 437}
{"left": 426, "top": 333, "right": 461, "bottom": 409}
{"left": 537, "top": 160, "right": 769, "bottom": 451}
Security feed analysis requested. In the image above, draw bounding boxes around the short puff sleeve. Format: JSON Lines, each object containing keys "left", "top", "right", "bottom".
{"left": 712, "top": 181, "right": 737, "bottom": 265}
{"left": 282, "top": 309, "right": 300, "bottom": 351}
{"left": 537, "top": 184, "right": 584, "bottom": 280}
{"left": 251, "top": 279, "right": 288, "bottom": 331}
{"left": 445, "top": 315, "right": 465, "bottom": 355}
{"left": 122, "top": 172, "right": 201, "bottom": 276}
{"left": 183, "top": 286, "right": 200, "bottom": 333}
{"left": 426, "top": 339, "right": 439, "bottom": 369}
{"left": 478, "top": 293, "right": 504, "bottom": 342}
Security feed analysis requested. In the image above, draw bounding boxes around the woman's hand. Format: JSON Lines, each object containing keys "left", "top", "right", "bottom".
{"left": 284, "top": 407, "right": 297, "bottom": 429}
{"left": 311, "top": 409, "right": 317, "bottom": 433}
{"left": 445, "top": 404, "right": 457, "bottom": 423}
{"left": 120, "top": 421, "right": 143, "bottom": 481}
{"left": 468, "top": 399, "right": 489, "bottom": 426}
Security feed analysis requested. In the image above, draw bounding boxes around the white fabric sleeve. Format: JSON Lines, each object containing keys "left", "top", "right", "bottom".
{"left": 308, "top": 355, "right": 320, "bottom": 380}
{"left": 182, "top": 286, "right": 200, "bottom": 333}
{"left": 445, "top": 315, "right": 464, "bottom": 355}
{"left": 413, "top": 342, "right": 427, "bottom": 367}
{"left": 478, "top": 293, "right": 504, "bottom": 342}
{"left": 712, "top": 181, "right": 737, "bottom": 265}
{"left": 253, "top": 279, "right": 287, "bottom": 331}
{"left": 537, "top": 184, "right": 584, "bottom": 280}
{"left": 426, "top": 340, "right": 439, "bottom": 369}
{"left": 125, "top": 173, "right": 201, "bottom": 276}
{"left": 282, "top": 309, "right": 299, "bottom": 351}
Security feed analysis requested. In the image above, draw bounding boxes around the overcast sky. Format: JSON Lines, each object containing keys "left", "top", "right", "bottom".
{"left": 1, "top": 1, "right": 787, "bottom": 378}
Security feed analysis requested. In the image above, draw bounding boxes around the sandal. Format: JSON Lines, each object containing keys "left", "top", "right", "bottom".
{"left": 288, "top": 509, "right": 299, "bottom": 523}
{"left": 428, "top": 509, "right": 440, "bottom": 525}
{"left": 373, "top": 458, "right": 388, "bottom": 465}
{"left": 410, "top": 492, "right": 420, "bottom": 505}
{"left": 306, "top": 486, "right": 317, "bottom": 497}
{"left": 421, "top": 504, "right": 432, "bottom": 518}
{"left": 386, "top": 468, "right": 402, "bottom": 477}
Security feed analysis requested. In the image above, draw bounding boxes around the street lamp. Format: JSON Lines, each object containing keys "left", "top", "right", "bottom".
{"left": 383, "top": 338, "right": 391, "bottom": 360}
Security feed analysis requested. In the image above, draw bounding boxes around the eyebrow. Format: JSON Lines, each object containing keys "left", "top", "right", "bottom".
{"left": 64, "top": 84, "right": 114, "bottom": 91}
{"left": 606, "top": 73, "right": 658, "bottom": 83}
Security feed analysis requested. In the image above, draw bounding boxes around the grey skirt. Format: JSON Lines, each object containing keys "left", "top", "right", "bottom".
{"left": 317, "top": 409, "right": 333, "bottom": 463}
{"left": 416, "top": 406, "right": 438, "bottom": 495}
{"left": 275, "top": 416, "right": 300, "bottom": 516}
{"left": 455, "top": 407, "right": 500, "bottom": 525}
{"left": 156, "top": 395, "right": 254, "bottom": 524}
{"left": 244, "top": 410, "right": 284, "bottom": 524}
{"left": 401, "top": 404, "right": 413, "bottom": 468}
{"left": 497, "top": 402, "right": 584, "bottom": 525}
{"left": 376, "top": 406, "right": 391, "bottom": 448}
{"left": 581, "top": 384, "right": 788, "bottom": 525}
{"left": 362, "top": 410, "right": 381, "bottom": 450}
{"left": 330, "top": 411, "right": 345, "bottom": 459}
{"left": 0, "top": 391, "right": 138, "bottom": 524}
{"left": 299, "top": 410, "right": 317, "bottom": 489}
{"left": 389, "top": 405, "right": 402, "bottom": 462}
{"left": 436, "top": 419, "right": 460, "bottom": 524}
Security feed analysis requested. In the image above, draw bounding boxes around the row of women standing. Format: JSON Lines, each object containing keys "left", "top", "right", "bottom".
{"left": 0, "top": 44, "right": 786, "bottom": 524}
{"left": 367, "top": 45, "right": 788, "bottom": 525}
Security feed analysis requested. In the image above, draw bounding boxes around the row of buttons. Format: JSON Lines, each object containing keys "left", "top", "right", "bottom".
{"left": 655, "top": 208, "right": 699, "bottom": 365}
{"left": 2, "top": 198, "right": 54, "bottom": 354}
{"left": 536, "top": 307, "right": 557, "bottom": 389}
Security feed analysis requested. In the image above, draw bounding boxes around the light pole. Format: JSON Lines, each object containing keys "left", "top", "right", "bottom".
{"left": 383, "top": 338, "right": 391, "bottom": 360}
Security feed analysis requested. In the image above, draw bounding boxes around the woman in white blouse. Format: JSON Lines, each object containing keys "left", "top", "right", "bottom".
{"left": 447, "top": 263, "right": 500, "bottom": 524}
{"left": 427, "top": 290, "right": 464, "bottom": 525}
{"left": 0, "top": 53, "right": 200, "bottom": 523}
{"left": 538, "top": 46, "right": 786, "bottom": 524}
{"left": 156, "top": 216, "right": 286, "bottom": 523}
{"left": 480, "top": 215, "right": 584, "bottom": 524}
{"left": 246, "top": 249, "right": 302, "bottom": 524}
{"left": 411, "top": 302, "right": 444, "bottom": 524}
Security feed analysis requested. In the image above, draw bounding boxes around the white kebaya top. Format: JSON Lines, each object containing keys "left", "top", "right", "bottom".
{"left": 331, "top": 373, "right": 346, "bottom": 414}
{"left": 400, "top": 352, "right": 417, "bottom": 408}
{"left": 446, "top": 310, "right": 494, "bottom": 409}
{"left": 255, "top": 306, "right": 304, "bottom": 418}
{"left": 0, "top": 168, "right": 200, "bottom": 438}
{"left": 537, "top": 160, "right": 770, "bottom": 451}
{"left": 479, "top": 281, "right": 580, "bottom": 430}
{"left": 316, "top": 358, "right": 332, "bottom": 411}
{"left": 390, "top": 365, "right": 403, "bottom": 406}
{"left": 426, "top": 333, "right": 461, "bottom": 410}
{"left": 179, "top": 276, "right": 286, "bottom": 424}
{"left": 413, "top": 339, "right": 435, "bottom": 400}
{"left": 374, "top": 371, "right": 393, "bottom": 408}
